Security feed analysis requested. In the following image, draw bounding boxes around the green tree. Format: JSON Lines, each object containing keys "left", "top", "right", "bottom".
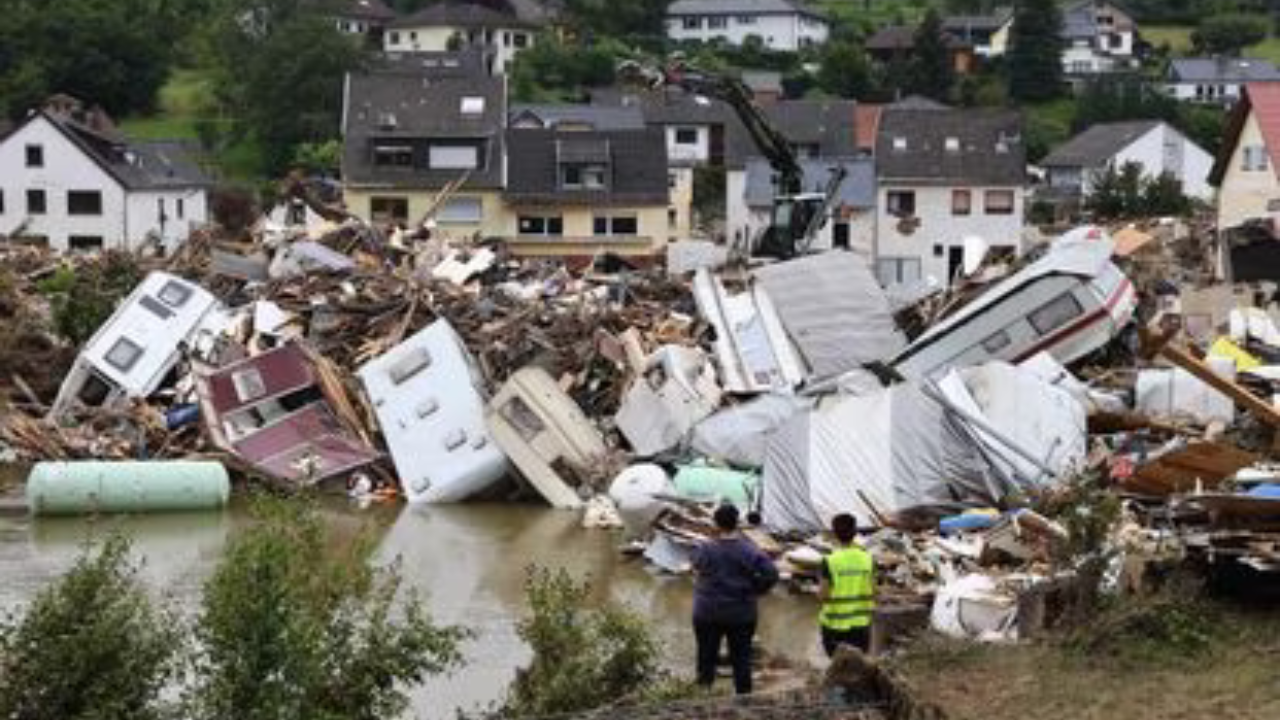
{"left": 1143, "top": 172, "right": 1193, "bottom": 216}
{"left": 186, "top": 498, "right": 465, "bottom": 720}
{"left": 200, "top": 0, "right": 363, "bottom": 175}
{"left": 1007, "top": 0, "right": 1064, "bottom": 102}
{"left": 817, "top": 42, "right": 874, "bottom": 99}
{"left": 37, "top": 251, "right": 146, "bottom": 346}
{"left": 907, "top": 9, "right": 956, "bottom": 101}
{"left": 1191, "top": 13, "right": 1269, "bottom": 56}
{"left": 503, "top": 567, "right": 664, "bottom": 716}
{"left": 0, "top": 535, "right": 180, "bottom": 720}
{"left": 1087, "top": 164, "right": 1125, "bottom": 219}
{"left": 0, "top": 0, "right": 178, "bottom": 119}
{"left": 563, "top": 0, "right": 672, "bottom": 39}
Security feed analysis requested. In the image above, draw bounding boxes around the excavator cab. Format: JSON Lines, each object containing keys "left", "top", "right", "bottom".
{"left": 756, "top": 193, "right": 824, "bottom": 259}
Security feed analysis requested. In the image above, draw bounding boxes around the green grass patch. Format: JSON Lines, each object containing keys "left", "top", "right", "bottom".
{"left": 1246, "top": 36, "right": 1280, "bottom": 63}
{"left": 119, "top": 68, "right": 214, "bottom": 141}
{"left": 1143, "top": 25, "right": 1193, "bottom": 54}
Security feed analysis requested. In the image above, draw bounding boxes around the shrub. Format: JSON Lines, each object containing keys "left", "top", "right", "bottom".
{"left": 37, "top": 252, "right": 145, "bottom": 346}
{"left": 0, "top": 535, "right": 180, "bottom": 720}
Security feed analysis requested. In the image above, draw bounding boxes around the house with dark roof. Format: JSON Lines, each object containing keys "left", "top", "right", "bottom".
{"left": 384, "top": 1, "right": 540, "bottom": 73}
{"left": 341, "top": 62, "right": 507, "bottom": 234}
{"left": 1210, "top": 83, "right": 1280, "bottom": 231}
{"left": 327, "top": 0, "right": 397, "bottom": 43}
{"left": 1061, "top": 0, "right": 1137, "bottom": 76}
{"left": 1166, "top": 58, "right": 1280, "bottom": 106}
{"left": 864, "top": 25, "right": 975, "bottom": 75}
{"left": 509, "top": 104, "right": 646, "bottom": 131}
{"left": 1040, "top": 120, "right": 1213, "bottom": 201}
{"left": 0, "top": 96, "right": 211, "bottom": 254}
{"left": 665, "top": 0, "right": 829, "bottom": 52}
{"left": 501, "top": 127, "right": 671, "bottom": 257}
{"left": 942, "top": 8, "right": 1013, "bottom": 58}
{"left": 874, "top": 108, "right": 1027, "bottom": 287}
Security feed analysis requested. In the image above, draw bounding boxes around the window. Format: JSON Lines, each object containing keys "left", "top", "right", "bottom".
{"left": 437, "top": 196, "right": 483, "bottom": 225}
{"left": 892, "top": 137, "right": 907, "bottom": 151}
{"left": 708, "top": 16, "right": 727, "bottom": 29}
{"left": 158, "top": 280, "right": 192, "bottom": 307}
{"left": 876, "top": 257, "right": 922, "bottom": 286}
{"left": 668, "top": 172, "right": 678, "bottom": 189}
{"left": 952, "top": 189, "right": 971, "bottom": 216}
{"left": 140, "top": 295, "right": 174, "bottom": 319}
{"left": 373, "top": 144, "right": 413, "bottom": 167}
{"left": 668, "top": 208, "right": 678, "bottom": 228}
{"left": 1029, "top": 293, "right": 1084, "bottom": 335}
{"left": 231, "top": 367, "right": 267, "bottom": 403}
{"left": 502, "top": 31, "right": 511, "bottom": 47}
{"left": 518, "top": 215, "right": 564, "bottom": 236}
{"left": 1244, "top": 145, "right": 1270, "bottom": 172}
{"left": 460, "top": 96, "right": 485, "bottom": 115}
{"left": 158, "top": 197, "right": 165, "bottom": 221}
{"left": 886, "top": 190, "right": 915, "bottom": 217}
{"left": 514, "top": 33, "right": 528, "bottom": 48}
{"left": 682, "top": 17, "right": 701, "bottom": 30}
{"left": 104, "top": 338, "right": 144, "bottom": 373}
{"left": 67, "top": 190, "right": 102, "bottom": 215}
{"left": 0, "top": 190, "right": 4, "bottom": 213}
{"left": 68, "top": 235, "right": 104, "bottom": 253}
{"left": 26, "top": 189, "right": 46, "bottom": 214}
{"left": 177, "top": 197, "right": 185, "bottom": 220}
{"left": 944, "top": 137, "right": 960, "bottom": 152}
{"left": 562, "top": 164, "right": 606, "bottom": 189}
{"left": 370, "top": 196, "right": 409, "bottom": 224}
{"left": 428, "top": 144, "right": 479, "bottom": 169}
{"left": 984, "top": 189, "right": 1015, "bottom": 215}
{"left": 389, "top": 348, "right": 432, "bottom": 385}
{"left": 594, "top": 215, "right": 638, "bottom": 236}
{"left": 736, "top": 15, "right": 756, "bottom": 24}
{"left": 981, "top": 329, "right": 1012, "bottom": 354}
{"left": 25, "top": 145, "right": 42, "bottom": 168}
{"left": 389, "top": 31, "right": 400, "bottom": 43}
{"left": 674, "top": 128, "right": 699, "bottom": 145}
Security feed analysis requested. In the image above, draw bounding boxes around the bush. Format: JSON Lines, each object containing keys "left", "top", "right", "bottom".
{"left": 0, "top": 535, "right": 180, "bottom": 720}
{"left": 37, "top": 252, "right": 145, "bottom": 346}
{"left": 502, "top": 566, "right": 664, "bottom": 717}
{"left": 185, "top": 498, "right": 466, "bottom": 720}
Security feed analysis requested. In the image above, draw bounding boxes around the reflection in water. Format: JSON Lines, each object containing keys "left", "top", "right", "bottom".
{"left": 0, "top": 498, "right": 821, "bottom": 720}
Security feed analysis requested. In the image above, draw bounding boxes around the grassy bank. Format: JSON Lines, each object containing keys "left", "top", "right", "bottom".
{"left": 118, "top": 68, "right": 212, "bottom": 140}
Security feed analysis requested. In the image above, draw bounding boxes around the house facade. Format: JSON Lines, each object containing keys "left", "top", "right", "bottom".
{"left": 1061, "top": 0, "right": 1137, "bottom": 76}
{"left": 942, "top": 9, "right": 1013, "bottom": 58}
{"left": 1211, "top": 83, "right": 1280, "bottom": 231}
{"left": 729, "top": 156, "right": 876, "bottom": 255}
{"left": 874, "top": 109, "right": 1026, "bottom": 287}
{"left": 665, "top": 0, "right": 829, "bottom": 52}
{"left": 865, "top": 25, "right": 976, "bottom": 75}
{"left": 330, "top": 0, "right": 397, "bottom": 43}
{"left": 341, "top": 63, "right": 508, "bottom": 236}
{"left": 383, "top": 2, "right": 537, "bottom": 73}
{"left": 0, "top": 99, "right": 210, "bottom": 254}
{"left": 1041, "top": 120, "right": 1214, "bottom": 201}
{"left": 1166, "top": 58, "right": 1280, "bottom": 106}
{"left": 500, "top": 128, "right": 671, "bottom": 258}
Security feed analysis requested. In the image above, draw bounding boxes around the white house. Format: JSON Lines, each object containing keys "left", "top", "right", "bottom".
{"left": 1061, "top": 0, "right": 1137, "bottom": 76}
{"left": 384, "top": 1, "right": 538, "bottom": 73}
{"left": 874, "top": 109, "right": 1027, "bottom": 288}
{"left": 329, "top": 0, "right": 397, "bottom": 41}
{"left": 1210, "top": 83, "right": 1280, "bottom": 232}
{"left": 1166, "top": 58, "right": 1280, "bottom": 106}
{"left": 1040, "top": 120, "right": 1215, "bottom": 201}
{"left": 0, "top": 98, "right": 210, "bottom": 254}
{"left": 665, "top": 0, "right": 829, "bottom": 52}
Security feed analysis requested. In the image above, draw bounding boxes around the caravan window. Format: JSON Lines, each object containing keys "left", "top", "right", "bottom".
{"left": 981, "top": 329, "right": 1012, "bottom": 354}
{"left": 158, "top": 280, "right": 193, "bottom": 308}
{"left": 140, "top": 295, "right": 175, "bottom": 320}
{"left": 1029, "top": 293, "right": 1084, "bottom": 335}
{"left": 388, "top": 348, "right": 432, "bottom": 385}
{"left": 104, "top": 338, "right": 143, "bottom": 373}
{"left": 231, "top": 367, "right": 267, "bottom": 403}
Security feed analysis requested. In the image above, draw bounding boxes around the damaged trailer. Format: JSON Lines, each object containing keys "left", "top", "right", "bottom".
{"left": 892, "top": 233, "right": 1136, "bottom": 381}
{"left": 49, "top": 272, "right": 221, "bottom": 421}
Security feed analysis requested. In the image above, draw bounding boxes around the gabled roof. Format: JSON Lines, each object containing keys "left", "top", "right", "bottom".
{"left": 504, "top": 128, "right": 668, "bottom": 206}
{"left": 876, "top": 108, "right": 1025, "bottom": 185}
{"left": 942, "top": 8, "right": 1013, "bottom": 33}
{"left": 510, "top": 103, "right": 646, "bottom": 130}
{"left": 1039, "top": 120, "right": 1161, "bottom": 168}
{"left": 342, "top": 68, "right": 506, "bottom": 189}
{"left": 1061, "top": 0, "right": 1135, "bottom": 39}
{"left": 389, "top": 1, "right": 536, "bottom": 30}
{"left": 666, "top": 0, "right": 825, "bottom": 20}
{"left": 865, "top": 25, "right": 969, "bottom": 51}
{"left": 1169, "top": 58, "right": 1280, "bottom": 83}
{"left": 725, "top": 99, "right": 859, "bottom": 168}
{"left": 1211, "top": 83, "right": 1280, "bottom": 186}
{"left": 329, "top": 0, "right": 397, "bottom": 22}
{"left": 744, "top": 156, "right": 875, "bottom": 209}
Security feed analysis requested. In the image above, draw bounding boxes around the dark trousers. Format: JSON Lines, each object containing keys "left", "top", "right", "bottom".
{"left": 693, "top": 618, "right": 756, "bottom": 695}
{"left": 821, "top": 624, "right": 871, "bottom": 658}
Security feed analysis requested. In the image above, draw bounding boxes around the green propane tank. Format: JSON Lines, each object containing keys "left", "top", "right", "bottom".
{"left": 27, "top": 461, "right": 231, "bottom": 516}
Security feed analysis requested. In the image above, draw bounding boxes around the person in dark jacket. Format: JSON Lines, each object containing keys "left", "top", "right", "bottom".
{"left": 691, "top": 504, "right": 779, "bottom": 695}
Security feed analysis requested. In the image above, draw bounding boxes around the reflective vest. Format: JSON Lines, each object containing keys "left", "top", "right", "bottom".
{"left": 819, "top": 546, "right": 874, "bottom": 630}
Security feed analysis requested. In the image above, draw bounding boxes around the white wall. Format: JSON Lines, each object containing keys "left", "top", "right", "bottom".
{"left": 875, "top": 184, "right": 1024, "bottom": 286}
{"left": 1167, "top": 81, "right": 1243, "bottom": 105}
{"left": 666, "top": 125, "right": 711, "bottom": 165}
{"left": 1059, "top": 125, "right": 1214, "bottom": 201}
{"left": 0, "top": 116, "right": 127, "bottom": 252}
{"left": 666, "top": 12, "right": 828, "bottom": 51}
{"left": 383, "top": 24, "right": 533, "bottom": 72}
{"left": 126, "top": 189, "right": 209, "bottom": 254}
{"left": 1217, "top": 110, "right": 1280, "bottom": 230}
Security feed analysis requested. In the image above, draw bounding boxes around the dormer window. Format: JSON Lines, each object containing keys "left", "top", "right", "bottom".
{"left": 892, "top": 137, "right": 907, "bottom": 151}
{"left": 562, "top": 164, "right": 607, "bottom": 189}
{"left": 945, "top": 137, "right": 960, "bottom": 152}
{"left": 460, "top": 96, "right": 485, "bottom": 116}
{"left": 373, "top": 143, "right": 413, "bottom": 167}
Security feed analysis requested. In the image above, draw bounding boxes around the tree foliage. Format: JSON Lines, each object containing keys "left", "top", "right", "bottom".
{"left": 185, "top": 498, "right": 465, "bottom": 720}
{"left": 1087, "top": 161, "right": 1193, "bottom": 219}
{"left": 36, "top": 251, "right": 146, "bottom": 346}
{"left": 563, "top": 0, "right": 672, "bottom": 40}
{"left": 816, "top": 42, "right": 874, "bottom": 100}
{"left": 0, "top": 0, "right": 181, "bottom": 119}
{"left": 199, "top": 0, "right": 363, "bottom": 175}
{"left": 1191, "top": 13, "right": 1269, "bottom": 56}
{"left": 907, "top": 9, "right": 956, "bottom": 101}
{"left": 1007, "top": 0, "right": 1064, "bottom": 102}
{"left": 0, "top": 535, "right": 180, "bottom": 720}
{"left": 510, "top": 35, "right": 624, "bottom": 102}
{"left": 503, "top": 567, "right": 663, "bottom": 717}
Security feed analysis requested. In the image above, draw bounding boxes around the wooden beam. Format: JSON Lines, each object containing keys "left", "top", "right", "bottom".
{"left": 1158, "top": 342, "right": 1280, "bottom": 429}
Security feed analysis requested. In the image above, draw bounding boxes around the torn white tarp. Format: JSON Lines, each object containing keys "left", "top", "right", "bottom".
{"left": 432, "top": 247, "right": 497, "bottom": 286}
{"left": 692, "top": 269, "right": 804, "bottom": 394}
{"left": 667, "top": 241, "right": 729, "bottom": 275}
{"left": 939, "top": 362, "right": 1087, "bottom": 488}
{"left": 268, "top": 241, "right": 355, "bottom": 279}
{"left": 690, "top": 394, "right": 814, "bottom": 469}
{"left": 615, "top": 346, "right": 723, "bottom": 456}
{"left": 761, "top": 383, "right": 993, "bottom": 532}
{"left": 929, "top": 573, "right": 1020, "bottom": 642}
{"left": 1135, "top": 356, "right": 1236, "bottom": 425}
{"left": 609, "top": 464, "right": 673, "bottom": 539}
{"left": 753, "top": 252, "right": 906, "bottom": 380}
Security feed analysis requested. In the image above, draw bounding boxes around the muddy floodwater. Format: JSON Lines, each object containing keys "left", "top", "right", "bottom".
{"left": 0, "top": 472, "right": 823, "bottom": 718}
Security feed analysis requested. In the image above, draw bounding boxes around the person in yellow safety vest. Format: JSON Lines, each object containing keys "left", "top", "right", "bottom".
{"left": 818, "top": 513, "right": 875, "bottom": 657}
